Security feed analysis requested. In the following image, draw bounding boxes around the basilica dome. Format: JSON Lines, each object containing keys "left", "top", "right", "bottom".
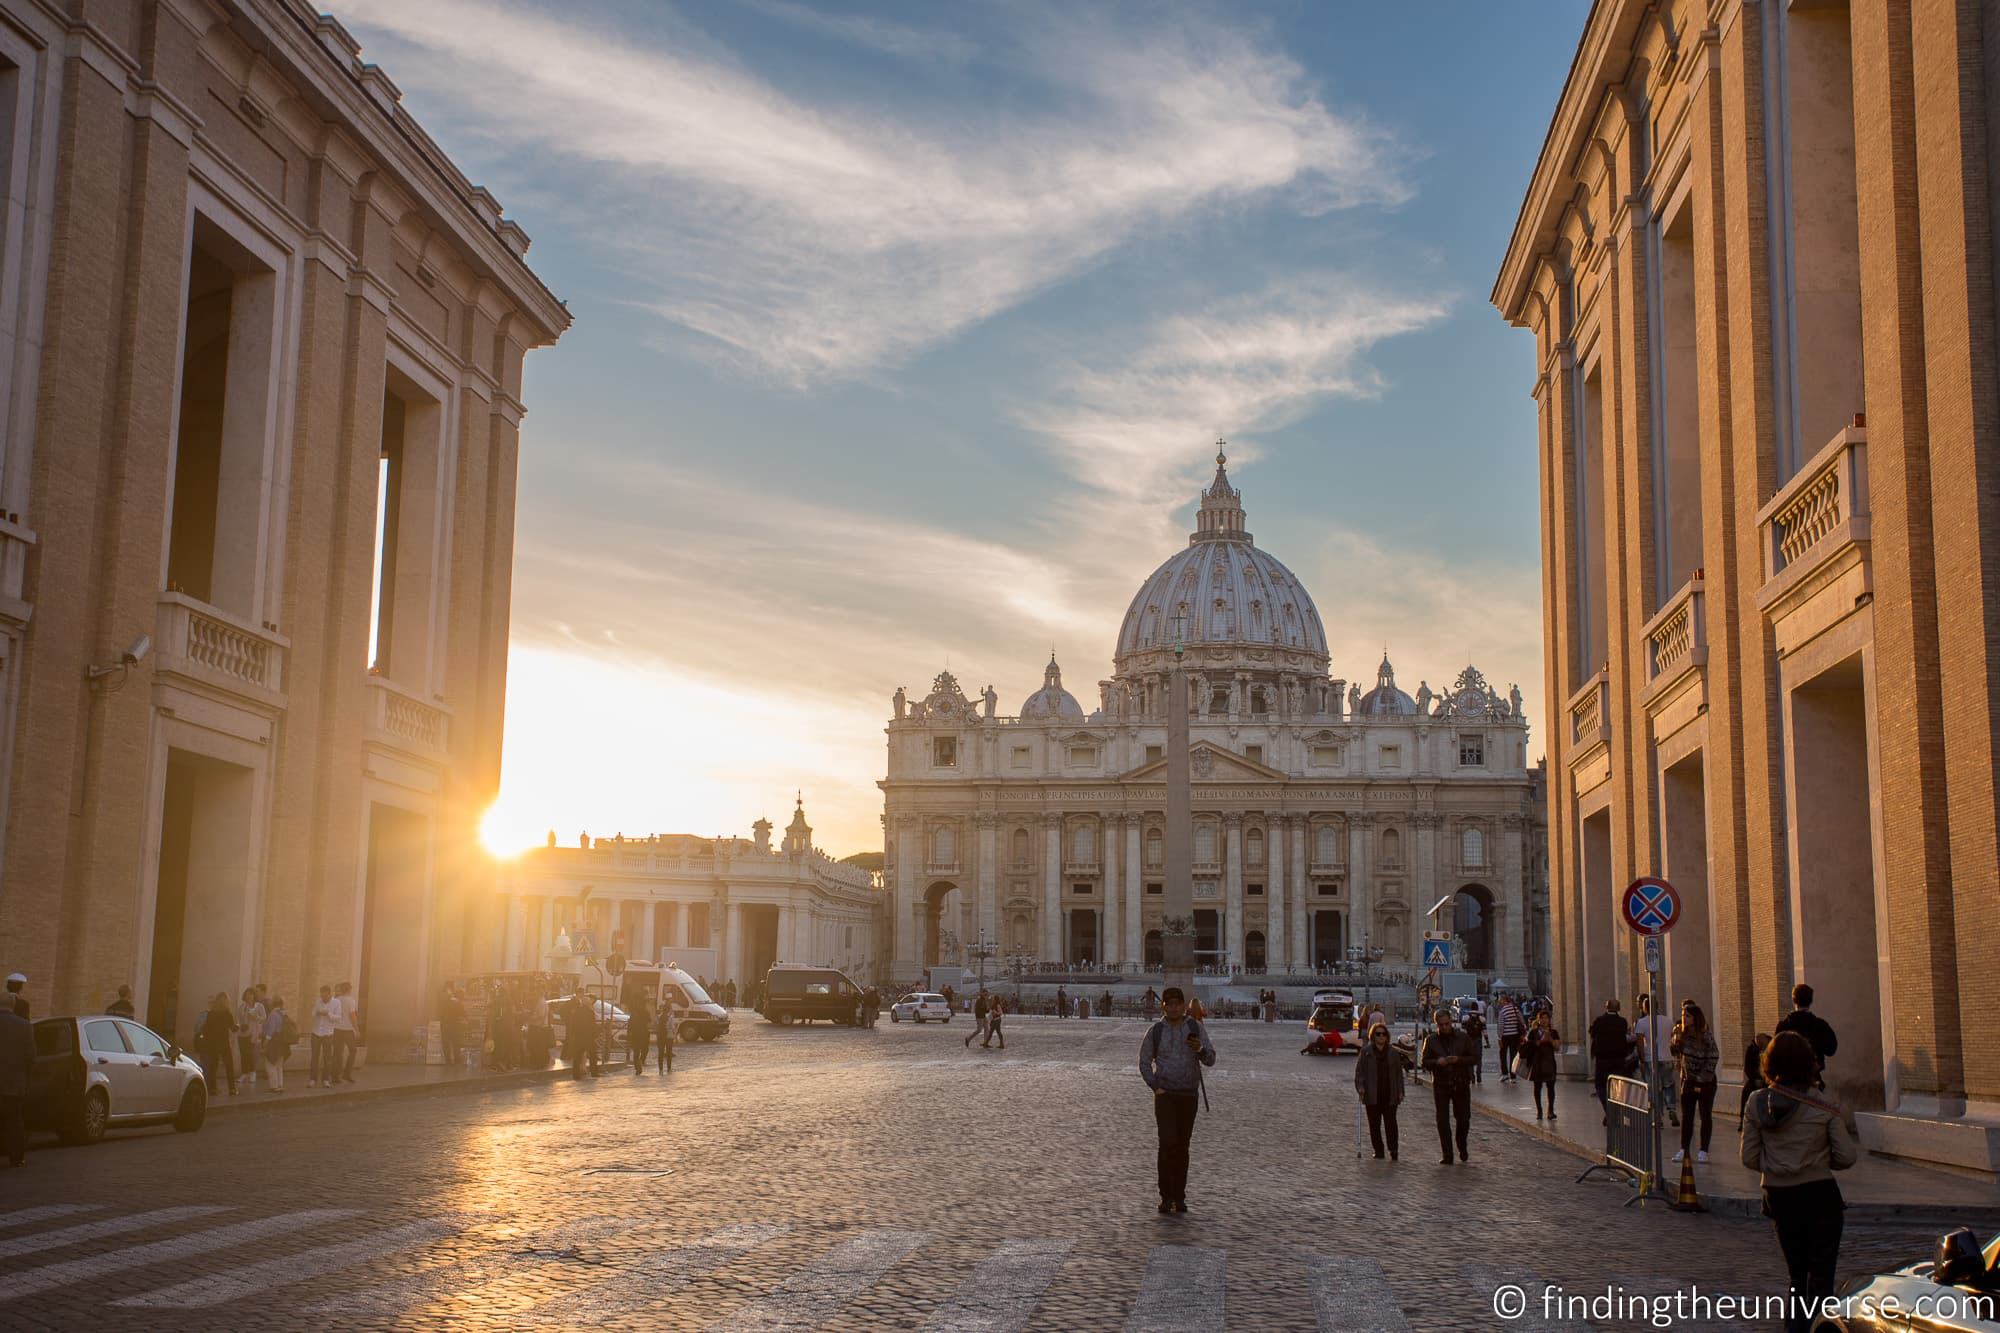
{"left": 1113, "top": 451, "right": 1329, "bottom": 673}
{"left": 1357, "top": 653, "right": 1418, "bottom": 715}
{"left": 1019, "top": 655, "right": 1086, "bottom": 721}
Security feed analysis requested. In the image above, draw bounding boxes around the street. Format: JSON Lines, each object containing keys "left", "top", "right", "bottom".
{"left": 0, "top": 1016, "right": 1929, "bottom": 1331}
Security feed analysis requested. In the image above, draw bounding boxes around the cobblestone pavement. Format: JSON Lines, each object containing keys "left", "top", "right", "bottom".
{"left": 0, "top": 1015, "right": 1945, "bottom": 1330}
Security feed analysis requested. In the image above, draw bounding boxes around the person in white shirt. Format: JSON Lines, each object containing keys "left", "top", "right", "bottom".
{"left": 329, "top": 981, "right": 358, "bottom": 1084}
{"left": 1632, "top": 994, "right": 1676, "bottom": 1125}
{"left": 309, "top": 986, "right": 338, "bottom": 1087}
{"left": 236, "top": 988, "right": 265, "bottom": 1093}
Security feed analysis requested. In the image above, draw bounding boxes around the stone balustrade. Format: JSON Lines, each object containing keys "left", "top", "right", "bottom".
{"left": 367, "top": 676, "right": 450, "bottom": 758}
{"left": 1644, "top": 574, "right": 1707, "bottom": 688}
{"left": 156, "top": 591, "right": 286, "bottom": 698}
{"left": 1759, "top": 425, "right": 1869, "bottom": 583}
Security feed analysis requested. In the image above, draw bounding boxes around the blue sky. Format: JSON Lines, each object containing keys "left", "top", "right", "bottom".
{"left": 335, "top": 0, "right": 1591, "bottom": 855}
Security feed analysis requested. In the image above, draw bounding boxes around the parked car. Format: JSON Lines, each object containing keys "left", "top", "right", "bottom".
{"left": 889, "top": 993, "right": 952, "bottom": 1024}
{"left": 758, "top": 965, "right": 863, "bottom": 1026}
{"left": 1813, "top": 1226, "right": 2000, "bottom": 1331}
{"left": 1304, "top": 1000, "right": 1356, "bottom": 1056}
{"left": 29, "top": 1015, "right": 208, "bottom": 1145}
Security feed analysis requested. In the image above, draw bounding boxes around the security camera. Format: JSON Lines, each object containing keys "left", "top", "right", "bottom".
{"left": 123, "top": 635, "right": 151, "bottom": 667}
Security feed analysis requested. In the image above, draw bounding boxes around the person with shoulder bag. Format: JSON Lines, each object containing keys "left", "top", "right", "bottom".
{"left": 1523, "top": 1010, "right": 1562, "bottom": 1120}
{"left": 1671, "top": 1000, "right": 1721, "bottom": 1163}
{"left": 1741, "top": 1031, "right": 1858, "bottom": 1333}
{"left": 1353, "top": 1022, "right": 1411, "bottom": 1160}
{"left": 1137, "top": 987, "right": 1215, "bottom": 1213}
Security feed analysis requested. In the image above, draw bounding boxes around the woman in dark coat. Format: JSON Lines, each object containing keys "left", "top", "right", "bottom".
{"left": 628, "top": 994, "right": 652, "bottom": 1075}
{"left": 193, "top": 992, "right": 237, "bottom": 1094}
{"left": 1352, "top": 1022, "right": 1411, "bottom": 1160}
{"left": 1523, "top": 1010, "right": 1562, "bottom": 1120}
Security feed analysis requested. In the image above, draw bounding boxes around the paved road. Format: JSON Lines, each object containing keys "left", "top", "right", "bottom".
{"left": 0, "top": 1015, "right": 1936, "bottom": 1330}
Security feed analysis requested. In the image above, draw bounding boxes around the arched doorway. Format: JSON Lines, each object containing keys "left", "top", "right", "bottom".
{"left": 924, "top": 882, "right": 961, "bottom": 965}
{"left": 1245, "top": 930, "right": 1266, "bottom": 972}
{"left": 1454, "top": 885, "right": 1495, "bottom": 970}
{"left": 1144, "top": 930, "right": 1164, "bottom": 968}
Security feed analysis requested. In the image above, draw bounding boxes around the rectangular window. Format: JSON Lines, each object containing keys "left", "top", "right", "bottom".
{"left": 1068, "top": 745, "right": 1096, "bottom": 766}
{"left": 1211, "top": 688, "right": 1231, "bottom": 713}
{"left": 1011, "top": 746, "right": 1031, "bottom": 769}
{"left": 1379, "top": 745, "right": 1402, "bottom": 771}
{"left": 1311, "top": 744, "right": 1339, "bottom": 767}
{"left": 367, "top": 367, "right": 445, "bottom": 680}
{"left": 1072, "top": 881, "right": 1092, "bottom": 896}
{"left": 1145, "top": 745, "right": 1163, "bottom": 764}
{"left": 1459, "top": 734, "right": 1485, "bottom": 767}
{"left": 1245, "top": 745, "right": 1263, "bottom": 765}
{"left": 1317, "top": 882, "right": 1337, "bottom": 897}
{"left": 1247, "top": 882, "right": 1264, "bottom": 897}
{"left": 1145, "top": 882, "right": 1163, "bottom": 896}
{"left": 933, "top": 737, "right": 957, "bottom": 767}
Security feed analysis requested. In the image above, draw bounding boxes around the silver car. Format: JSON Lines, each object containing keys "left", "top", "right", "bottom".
{"left": 28, "top": 1015, "right": 210, "bottom": 1144}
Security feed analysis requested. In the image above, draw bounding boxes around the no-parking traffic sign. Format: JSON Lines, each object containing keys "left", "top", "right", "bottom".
{"left": 1621, "top": 877, "right": 1681, "bottom": 936}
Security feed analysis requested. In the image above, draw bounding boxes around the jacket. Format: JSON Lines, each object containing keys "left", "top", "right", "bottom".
{"left": 1775, "top": 1009, "right": 1839, "bottom": 1065}
{"left": 1672, "top": 1026, "right": 1720, "bottom": 1085}
{"left": 1588, "top": 1012, "right": 1632, "bottom": 1063}
{"left": 1353, "top": 1042, "right": 1409, "bottom": 1107}
{"left": 1139, "top": 1017, "right": 1214, "bottom": 1094}
{"left": 0, "top": 1009, "right": 30, "bottom": 1098}
{"left": 1741, "top": 1085, "right": 1858, "bottom": 1188}
{"left": 1522, "top": 1026, "right": 1562, "bottom": 1081}
{"left": 1420, "top": 1028, "right": 1478, "bottom": 1092}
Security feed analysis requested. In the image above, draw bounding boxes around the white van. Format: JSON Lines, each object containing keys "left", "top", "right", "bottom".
{"left": 618, "top": 962, "right": 731, "bottom": 1041}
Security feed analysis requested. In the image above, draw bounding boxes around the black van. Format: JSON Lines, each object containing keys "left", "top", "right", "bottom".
{"left": 759, "top": 965, "right": 862, "bottom": 1026}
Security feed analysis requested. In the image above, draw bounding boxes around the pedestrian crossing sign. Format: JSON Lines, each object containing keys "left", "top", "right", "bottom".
{"left": 1421, "top": 938, "right": 1451, "bottom": 968}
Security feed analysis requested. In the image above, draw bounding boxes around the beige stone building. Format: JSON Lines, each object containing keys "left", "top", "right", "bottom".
{"left": 0, "top": 0, "right": 566, "bottom": 1054}
{"left": 1495, "top": 0, "right": 2000, "bottom": 1168}
{"left": 881, "top": 455, "right": 1547, "bottom": 991}
{"left": 495, "top": 802, "right": 885, "bottom": 986}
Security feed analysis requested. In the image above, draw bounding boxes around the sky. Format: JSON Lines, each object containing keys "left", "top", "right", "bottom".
{"left": 333, "top": 0, "right": 1592, "bottom": 858}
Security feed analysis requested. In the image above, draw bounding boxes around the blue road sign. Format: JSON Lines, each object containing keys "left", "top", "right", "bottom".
{"left": 1421, "top": 937, "right": 1452, "bottom": 968}
{"left": 1620, "top": 878, "right": 1682, "bottom": 936}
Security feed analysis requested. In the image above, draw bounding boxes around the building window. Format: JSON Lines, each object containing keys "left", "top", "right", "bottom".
{"left": 1068, "top": 745, "right": 1097, "bottom": 766}
{"left": 1072, "top": 881, "right": 1092, "bottom": 896}
{"left": 1311, "top": 744, "right": 1340, "bottom": 767}
{"left": 1194, "top": 823, "right": 1216, "bottom": 863}
{"left": 1459, "top": 734, "right": 1485, "bottom": 767}
{"left": 1379, "top": 744, "right": 1402, "bottom": 771}
{"left": 1247, "top": 882, "right": 1264, "bottom": 897}
{"left": 1145, "top": 744, "right": 1163, "bottom": 764}
{"left": 1211, "top": 687, "right": 1231, "bottom": 713}
{"left": 1381, "top": 827, "right": 1402, "bottom": 867}
{"left": 1146, "top": 882, "right": 1164, "bottom": 896}
{"left": 932, "top": 824, "right": 956, "bottom": 864}
{"left": 1250, "top": 688, "right": 1268, "bottom": 716}
{"left": 1245, "top": 745, "right": 1263, "bottom": 765}
{"left": 1463, "top": 827, "right": 1485, "bottom": 868}
{"left": 1314, "top": 824, "right": 1339, "bottom": 865}
{"left": 1011, "top": 828, "right": 1029, "bottom": 864}
{"left": 1146, "top": 830, "right": 1163, "bottom": 867}
{"left": 933, "top": 736, "right": 957, "bottom": 767}
{"left": 1011, "top": 746, "right": 1031, "bottom": 769}
{"left": 1073, "top": 822, "right": 1096, "bottom": 862}
{"left": 1317, "top": 882, "right": 1337, "bottom": 897}
{"left": 1246, "top": 829, "right": 1265, "bottom": 866}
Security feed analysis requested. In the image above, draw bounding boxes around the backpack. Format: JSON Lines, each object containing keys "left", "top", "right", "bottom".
{"left": 279, "top": 1012, "right": 298, "bottom": 1047}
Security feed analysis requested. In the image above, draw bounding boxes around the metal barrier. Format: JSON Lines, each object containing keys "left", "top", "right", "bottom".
{"left": 1577, "top": 1074, "right": 1663, "bottom": 1204}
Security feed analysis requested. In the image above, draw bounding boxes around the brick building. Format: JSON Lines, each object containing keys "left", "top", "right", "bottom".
{"left": 0, "top": 0, "right": 566, "bottom": 1055}
{"left": 1494, "top": 0, "right": 2000, "bottom": 1170}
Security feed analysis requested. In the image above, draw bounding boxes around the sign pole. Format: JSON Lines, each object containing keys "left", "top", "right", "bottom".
{"left": 1647, "top": 936, "right": 1663, "bottom": 1202}
{"left": 1619, "top": 878, "right": 1682, "bottom": 1208}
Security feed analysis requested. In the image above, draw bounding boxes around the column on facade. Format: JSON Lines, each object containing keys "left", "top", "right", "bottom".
{"left": 1223, "top": 814, "right": 1245, "bottom": 971}
{"left": 1349, "top": 817, "right": 1371, "bottom": 959}
{"left": 660, "top": 900, "right": 681, "bottom": 950}
{"left": 1501, "top": 816, "right": 1527, "bottom": 977}
{"left": 976, "top": 815, "right": 998, "bottom": 952}
{"left": 893, "top": 815, "right": 918, "bottom": 970}
{"left": 1102, "top": 815, "right": 1120, "bottom": 968}
{"left": 639, "top": 899, "right": 656, "bottom": 965}
{"left": 538, "top": 899, "right": 554, "bottom": 969}
{"left": 1124, "top": 816, "right": 1143, "bottom": 965}
{"left": 778, "top": 904, "right": 795, "bottom": 964}
{"left": 1288, "top": 818, "right": 1308, "bottom": 967}
{"left": 1415, "top": 815, "right": 1440, "bottom": 964}
{"left": 1266, "top": 819, "right": 1285, "bottom": 972}
{"left": 726, "top": 901, "right": 745, "bottom": 981}
{"left": 1042, "top": 815, "right": 1062, "bottom": 961}
{"left": 500, "top": 896, "right": 521, "bottom": 970}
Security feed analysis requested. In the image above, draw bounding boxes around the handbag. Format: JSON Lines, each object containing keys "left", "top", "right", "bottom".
{"left": 1511, "top": 1051, "right": 1529, "bottom": 1080}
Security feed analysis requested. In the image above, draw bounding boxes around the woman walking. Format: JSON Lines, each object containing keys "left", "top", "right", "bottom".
{"left": 1671, "top": 1001, "right": 1720, "bottom": 1162}
{"left": 1353, "top": 1022, "right": 1410, "bottom": 1160}
{"left": 982, "top": 997, "right": 1005, "bottom": 1050}
{"left": 1523, "top": 1010, "right": 1562, "bottom": 1120}
{"left": 1741, "top": 1031, "right": 1858, "bottom": 1333}
{"left": 655, "top": 1003, "right": 675, "bottom": 1074}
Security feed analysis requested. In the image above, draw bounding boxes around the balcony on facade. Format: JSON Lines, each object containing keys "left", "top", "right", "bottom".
{"left": 1064, "top": 857, "right": 1102, "bottom": 875}
{"left": 924, "top": 860, "right": 961, "bottom": 878}
{"left": 154, "top": 591, "right": 287, "bottom": 709}
{"left": 1755, "top": 424, "right": 1871, "bottom": 657}
{"left": 1565, "top": 670, "right": 1612, "bottom": 793}
{"left": 365, "top": 675, "right": 452, "bottom": 764}
{"left": 1641, "top": 574, "right": 1708, "bottom": 742}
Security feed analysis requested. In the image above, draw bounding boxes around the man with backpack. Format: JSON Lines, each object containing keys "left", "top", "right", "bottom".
{"left": 1137, "top": 987, "right": 1215, "bottom": 1214}
{"left": 1776, "top": 983, "right": 1839, "bottom": 1088}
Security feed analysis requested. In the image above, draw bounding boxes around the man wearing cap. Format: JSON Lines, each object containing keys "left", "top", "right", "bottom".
{"left": 1138, "top": 986, "right": 1216, "bottom": 1214}
{"left": 4, "top": 973, "right": 25, "bottom": 1020}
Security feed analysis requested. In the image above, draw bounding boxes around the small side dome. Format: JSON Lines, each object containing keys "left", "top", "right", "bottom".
{"left": 1020, "top": 654, "right": 1086, "bottom": 721}
{"left": 1357, "top": 652, "right": 1418, "bottom": 716}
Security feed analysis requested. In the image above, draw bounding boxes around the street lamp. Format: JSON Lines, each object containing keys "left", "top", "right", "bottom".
{"left": 969, "top": 932, "right": 998, "bottom": 995}
{"left": 1346, "top": 937, "right": 1384, "bottom": 1011}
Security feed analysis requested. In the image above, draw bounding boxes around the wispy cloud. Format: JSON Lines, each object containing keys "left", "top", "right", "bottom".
{"left": 734, "top": 0, "right": 976, "bottom": 64}
{"left": 336, "top": 0, "right": 1410, "bottom": 382}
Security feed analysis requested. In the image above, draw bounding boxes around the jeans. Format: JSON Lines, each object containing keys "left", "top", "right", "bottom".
{"left": 201, "top": 1042, "right": 236, "bottom": 1093}
{"left": 1154, "top": 1091, "right": 1199, "bottom": 1203}
{"left": 1365, "top": 1102, "right": 1399, "bottom": 1158}
{"left": 982, "top": 1024, "right": 1003, "bottom": 1048}
{"left": 1433, "top": 1081, "right": 1471, "bottom": 1159}
{"left": 1498, "top": 1035, "right": 1520, "bottom": 1078}
{"left": 1680, "top": 1078, "right": 1717, "bottom": 1152}
{"left": 1533, "top": 1077, "right": 1558, "bottom": 1117}
{"left": 310, "top": 1035, "right": 333, "bottom": 1084}
{"left": 237, "top": 1036, "right": 259, "bottom": 1086}
{"left": 332, "top": 1030, "right": 356, "bottom": 1079}
{"left": 1766, "top": 1178, "right": 1844, "bottom": 1333}
{"left": 656, "top": 1039, "right": 673, "bottom": 1073}
{"left": 630, "top": 1030, "right": 650, "bottom": 1072}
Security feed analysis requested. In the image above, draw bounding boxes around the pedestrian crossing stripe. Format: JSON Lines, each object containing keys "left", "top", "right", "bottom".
{"left": 0, "top": 1205, "right": 1615, "bottom": 1331}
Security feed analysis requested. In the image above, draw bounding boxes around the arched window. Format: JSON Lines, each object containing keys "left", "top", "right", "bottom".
{"left": 1462, "top": 827, "right": 1485, "bottom": 867}
{"left": 1146, "top": 829, "right": 1164, "bottom": 867}
{"left": 1011, "top": 828, "right": 1029, "bottom": 864}
{"left": 1381, "top": 827, "right": 1402, "bottom": 866}
{"left": 1074, "top": 822, "right": 1096, "bottom": 861}
{"left": 1194, "top": 823, "right": 1216, "bottom": 863}
{"left": 1315, "top": 824, "right": 1339, "bottom": 865}
{"left": 1246, "top": 829, "right": 1265, "bottom": 867}
{"left": 932, "top": 824, "right": 956, "bottom": 865}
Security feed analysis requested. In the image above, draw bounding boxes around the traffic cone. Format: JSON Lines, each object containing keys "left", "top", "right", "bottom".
{"left": 1672, "top": 1152, "right": 1704, "bottom": 1212}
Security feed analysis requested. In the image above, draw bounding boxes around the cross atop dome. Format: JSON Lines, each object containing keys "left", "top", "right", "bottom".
{"left": 1194, "top": 439, "right": 1250, "bottom": 544}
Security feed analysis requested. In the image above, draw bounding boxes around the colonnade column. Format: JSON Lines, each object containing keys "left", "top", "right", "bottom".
{"left": 726, "top": 901, "right": 745, "bottom": 982}
{"left": 501, "top": 896, "right": 522, "bottom": 970}
{"left": 1102, "top": 817, "right": 1120, "bottom": 968}
{"left": 1266, "top": 820, "right": 1286, "bottom": 972}
{"left": 1042, "top": 815, "right": 1062, "bottom": 961}
{"left": 976, "top": 814, "right": 998, "bottom": 952}
{"left": 1502, "top": 815, "right": 1527, "bottom": 977}
{"left": 1289, "top": 818, "right": 1307, "bottom": 968}
{"left": 778, "top": 904, "right": 795, "bottom": 964}
{"left": 538, "top": 899, "right": 554, "bottom": 970}
{"left": 661, "top": 901, "right": 681, "bottom": 951}
{"left": 1223, "top": 814, "right": 1245, "bottom": 971}
{"left": 1124, "top": 816, "right": 1143, "bottom": 965}
{"left": 639, "top": 901, "right": 656, "bottom": 965}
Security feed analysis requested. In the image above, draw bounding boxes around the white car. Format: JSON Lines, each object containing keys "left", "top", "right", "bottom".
{"left": 889, "top": 993, "right": 952, "bottom": 1023}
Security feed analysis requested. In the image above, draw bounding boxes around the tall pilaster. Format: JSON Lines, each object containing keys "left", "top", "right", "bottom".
{"left": 1289, "top": 817, "right": 1308, "bottom": 967}
{"left": 1502, "top": 814, "right": 1527, "bottom": 977}
{"left": 1349, "top": 816, "right": 1371, "bottom": 958}
{"left": 1102, "top": 816, "right": 1121, "bottom": 968}
{"left": 893, "top": 813, "right": 919, "bottom": 978}
{"left": 976, "top": 814, "right": 999, "bottom": 951}
{"left": 725, "top": 901, "right": 745, "bottom": 982}
{"left": 1042, "top": 815, "right": 1062, "bottom": 961}
{"left": 639, "top": 902, "right": 656, "bottom": 967}
{"left": 1266, "top": 818, "right": 1286, "bottom": 971}
{"left": 778, "top": 904, "right": 795, "bottom": 964}
{"left": 1414, "top": 814, "right": 1441, "bottom": 964}
{"left": 1223, "top": 814, "right": 1245, "bottom": 971}
{"left": 1124, "top": 816, "right": 1143, "bottom": 964}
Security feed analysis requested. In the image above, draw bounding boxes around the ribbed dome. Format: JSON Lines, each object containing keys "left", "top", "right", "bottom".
{"left": 1020, "top": 655, "right": 1085, "bottom": 720}
{"left": 1114, "top": 451, "right": 1328, "bottom": 672}
{"left": 1357, "top": 653, "right": 1417, "bottom": 715}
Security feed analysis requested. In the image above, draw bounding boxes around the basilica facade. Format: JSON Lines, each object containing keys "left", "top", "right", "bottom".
{"left": 881, "top": 454, "right": 1547, "bottom": 988}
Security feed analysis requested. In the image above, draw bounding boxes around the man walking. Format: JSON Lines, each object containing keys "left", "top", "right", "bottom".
{"left": 1138, "top": 987, "right": 1216, "bottom": 1213}
{"left": 966, "top": 991, "right": 989, "bottom": 1049}
{"left": 1776, "top": 983, "right": 1838, "bottom": 1087}
{"left": 1420, "top": 1009, "right": 1477, "bottom": 1164}
{"left": 0, "top": 995, "right": 29, "bottom": 1167}
{"left": 1496, "top": 995, "right": 1524, "bottom": 1082}
{"left": 1589, "top": 998, "right": 1632, "bottom": 1124}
